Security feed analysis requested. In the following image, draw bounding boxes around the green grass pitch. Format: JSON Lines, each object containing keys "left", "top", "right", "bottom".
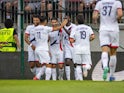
{"left": 0, "top": 80, "right": 124, "bottom": 93}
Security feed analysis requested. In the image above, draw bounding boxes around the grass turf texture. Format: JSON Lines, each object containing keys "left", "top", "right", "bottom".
{"left": 0, "top": 80, "right": 124, "bottom": 93}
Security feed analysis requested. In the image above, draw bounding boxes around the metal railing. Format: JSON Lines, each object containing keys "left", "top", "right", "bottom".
{"left": 0, "top": 0, "right": 124, "bottom": 28}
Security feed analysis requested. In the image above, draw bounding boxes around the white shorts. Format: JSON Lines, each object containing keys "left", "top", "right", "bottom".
{"left": 35, "top": 50, "right": 50, "bottom": 64}
{"left": 50, "top": 50, "right": 64, "bottom": 64}
{"left": 73, "top": 54, "right": 92, "bottom": 65}
{"left": 28, "top": 51, "right": 38, "bottom": 62}
{"left": 64, "top": 45, "right": 74, "bottom": 59}
{"left": 99, "top": 31, "right": 119, "bottom": 48}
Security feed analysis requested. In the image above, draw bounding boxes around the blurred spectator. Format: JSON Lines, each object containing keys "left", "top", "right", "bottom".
{"left": 66, "top": 0, "right": 83, "bottom": 15}
{"left": 25, "top": 0, "right": 44, "bottom": 15}
{"left": 46, "top": 0, "right": 63, "bottom": 20}
{"left": 0, "top": 0, "right": 18, "bottom": 19}
{"left": 25, "top": 0, "right": 63, "bottom": 21}
{"left": 0, "top": 19, "right": 20, "bottom": 52}
{"left": 82, "top": 0, "right": 96, "bottom": 23}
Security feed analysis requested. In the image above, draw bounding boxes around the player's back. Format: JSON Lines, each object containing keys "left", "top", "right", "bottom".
{"left": 95, "top": 0, "right": 122, "bottom": 31}
{"left": 71, "top": 24, "right": 94, "bottom": 54}
{"left": 33, "top": 25, "right": 53, "bottom": 51}
{"left": 34, "top": 25, "right": 50, "bottom": 51}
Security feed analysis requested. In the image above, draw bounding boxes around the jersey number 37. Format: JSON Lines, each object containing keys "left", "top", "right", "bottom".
{"left": 102, "top": 6, "right": 112, "bottom": 16}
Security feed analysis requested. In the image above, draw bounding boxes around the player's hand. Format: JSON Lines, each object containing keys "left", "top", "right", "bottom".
{"left": 31, "top": 45, "right": 36, "bottom": 50}
{"left": 61, "top": 19, "right": 68, "bottom": 27}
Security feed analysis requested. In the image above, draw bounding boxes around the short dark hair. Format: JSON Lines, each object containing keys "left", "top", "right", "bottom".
{"left": 4, "top": 19, "right": 13, "bottom": 28}
{"left": 51, "top": 17, "right": 58, "bottom": 21}
{"left": 40, "top": 16, "right": 48, "bottom": 23}
{"left": 76, "top": 15, "right": 84, "bottom": 24}
{"left": 32, "top": 14, "right": 40, "bottom": 19}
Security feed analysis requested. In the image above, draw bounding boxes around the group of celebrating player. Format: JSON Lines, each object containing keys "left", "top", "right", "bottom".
{"left": 24, "top": 0, "right": 123, "bottom": 81}
{"left": 25, "top": 14, "right": 94, "bottom": 80}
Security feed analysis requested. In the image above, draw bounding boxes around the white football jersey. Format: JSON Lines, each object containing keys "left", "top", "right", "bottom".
{"left": 70, "top": 24, "right": 94, "bottom": 54}
{"left": 94, "top": 0, "right": 122, "bottom": 32}
{"left": 25, "top": 25, "right": 36, "bottom": 51}
{"left": 63, "top": 23, "right": 76, "bottom": 47}
{"left": 49, "top": 29, "right": 63, "bottom": 51}
{"left": 33, "top": 25, "right": 53, "bottom": 51}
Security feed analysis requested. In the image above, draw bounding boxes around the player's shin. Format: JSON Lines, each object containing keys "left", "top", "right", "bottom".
{"left": 76, "top": 65, "right": 83, "bottom": 80}
{"left": 58, "top": 68, "right": 64, "bottom": 80}
{"left": 82, "top": 64, "right": 91, "bottom": 78}
{"left": 65, "top": 65, "right": 70, "bottom": 80}
{"left": 45, "top": 64, "right": 52, "bottom": 80}
{"left": 52, "top": 68, "right": 57, "bottom": 80}
{"left": 101, "top": 52, "right": 109, "bottom": 69}
{"left": 30, "top": 67, "right": 36, "bottom": 75}
{"left": 109, "top": 55, "right": 117, "bottom": 78}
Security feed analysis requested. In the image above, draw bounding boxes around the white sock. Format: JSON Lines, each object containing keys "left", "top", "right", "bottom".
{"left": 30, "top": 67, "right": 36, "bottom": 75}
{"left": 82, "top": 64, "right": 91, "bottom": 78}
{"left": 36, "top": 67, "right": 41, "bottom": 75}
{"left": 76, "top": 66, "right": 83, "bottom": 80}
{"left": 65, "top": 66, "right": 70, "bottom": 80}
{"left": 35, "top": 66, "right": 46, "bottom": 79}
{"left": 58, "top": 68, "right": 64, "bottom": 80}
{"left": 109, "top": 55, "right": 117, "bottom": 77}
{"left": 35, "top": 67, "right": 43, "bottom": 79}
{"left": 41, "top": 65, "right": 46, "bottom": 75}
{"left": 101, "top": 52, "right": 108, "bottom": 69}
{"left": 45, "top": 67, "right": 52, "bottom": 80}
{"left": 52, "top": 68, "right": 57, "bottom": 80}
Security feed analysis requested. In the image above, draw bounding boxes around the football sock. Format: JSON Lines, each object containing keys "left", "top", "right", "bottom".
{"left": 52, "top": 68, "right": 57, "bottom": 80}
{"left": 101, "top": 52, "right": 108, "bottom": 69}
{"left": 109, "top": 55, "right": 117, "bottom": 77}
{"left": 65, "top": 66, "right": 70, "bottom": 80}
{"left": 45, "top": 67, "right": 52, "bottom": 80}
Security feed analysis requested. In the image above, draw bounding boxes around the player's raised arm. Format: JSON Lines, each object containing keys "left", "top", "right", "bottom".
{"left": 92, "top": 10, "right": 99, "bottom": 24}
{"left": 92, "top": 1, "right": 100, "bottom": 24}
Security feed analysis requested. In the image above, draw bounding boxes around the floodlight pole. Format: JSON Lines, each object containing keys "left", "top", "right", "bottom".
{"left": 18, "top": 0, "right": 24, "bottom": 79}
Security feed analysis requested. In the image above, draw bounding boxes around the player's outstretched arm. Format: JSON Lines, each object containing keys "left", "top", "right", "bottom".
{"left": 52, "top": 19, "right": 68, "bottom": 31}
{"left": 117, "top": 8, "right": 123, "bottom": 22}
{"left": 92, "top": 10, "right": 99, "bottom": 24}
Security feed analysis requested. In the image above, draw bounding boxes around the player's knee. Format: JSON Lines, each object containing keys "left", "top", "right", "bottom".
{"left": 52, "top": 64, "right": 57, "bottom": 68}
{"left": 65, "top": 58, "right": 72, "bottom": 65}
{"left": 82, "top": 64, "right": 91, "bottom": 70}
{"left": 58, "top": 64, "right": 64, "bottom": 69}
{"left": 46, "top": 63, "right": 52, "bottom": 68}
{"left": 35, "top": 62, "right": 41, "bottom": 67}
{"left": 29, "top": 62, "right": 35, "bottom": 68}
